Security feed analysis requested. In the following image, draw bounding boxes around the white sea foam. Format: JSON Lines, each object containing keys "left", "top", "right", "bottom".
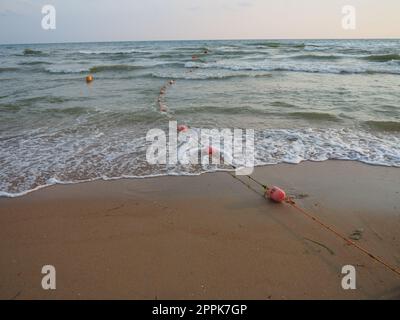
{"left": 0, "top": 127, "right": 399, "bottom": 198}
{"left": 45, "top": 66, "right": 89, "bottom": 74}
{"left": 184, "top": 60, "right": 400, "bottom": 75}
{"left": 77, "top": 49, "right": 148, "bottom": 55}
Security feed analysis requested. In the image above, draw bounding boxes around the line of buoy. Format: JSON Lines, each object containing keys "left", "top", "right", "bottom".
{"left": 158, "top": 79, "right": 176, "bottom": 112}
{"left": 151, "top": 50, "right": 400, "bottom": 278}
{"left": 154, "top": 52, "right": 280, "bottom": 205}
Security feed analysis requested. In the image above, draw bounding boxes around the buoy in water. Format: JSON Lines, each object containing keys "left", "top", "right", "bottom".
{"left": 177, "top": 125, "right": 188, "bottom": 133}
{"left": 206, "top": 146, "right": 217, "bottom": 156}
{"left": 86, "top": 75, "right": 94, "bottom": 83}
{"left": 266, "top": 186, "right": 286, "bottom": 203}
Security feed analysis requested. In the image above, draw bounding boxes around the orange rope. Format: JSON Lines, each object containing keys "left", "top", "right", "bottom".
{"left": 285, "top": 197, "right": 400, "bottom": 277}
{"left": 228, "top": 172, "right": 400, "bottom": 277}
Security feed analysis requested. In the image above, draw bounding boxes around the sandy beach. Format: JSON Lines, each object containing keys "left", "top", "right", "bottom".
{"left": 0, "top": 160, "right": 399, "bottom": 300}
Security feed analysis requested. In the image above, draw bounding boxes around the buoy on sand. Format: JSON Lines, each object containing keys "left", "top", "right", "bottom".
{"left": 266, "top": 186, "right": 286, "bottom": 203}
{"left": 86, "top": 75, "right": 94, "bottom": 83}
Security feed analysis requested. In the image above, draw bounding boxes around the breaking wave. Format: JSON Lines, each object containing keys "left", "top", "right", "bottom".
{"left": 364, "top": 120, "right": 400, "bottom": 132}
{"left": 0, "top": 127, "right": 399, "bottom": 197}
{"left": 362, "top": 54, "right": 400, "bottom": 62}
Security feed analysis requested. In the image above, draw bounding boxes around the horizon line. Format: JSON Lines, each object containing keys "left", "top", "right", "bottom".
{"left": 1, "top": 36, "right": 400, "bottom": 46}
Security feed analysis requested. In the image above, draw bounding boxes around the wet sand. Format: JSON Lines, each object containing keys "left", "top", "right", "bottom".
{"left": 0, "top": 160, "right": 399, "bottom": 299}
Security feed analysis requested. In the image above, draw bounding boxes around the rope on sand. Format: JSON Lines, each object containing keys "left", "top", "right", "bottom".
{"left": 153, "top": 51, "right": 400, "bottom": 278}
{"left": 228, "top": 172, "right": 400, "bottom": 277}
{"left": 286, "top": 197, "right": 400, "bottom": 277}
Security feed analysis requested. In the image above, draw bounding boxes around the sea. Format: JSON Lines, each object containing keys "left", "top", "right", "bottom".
{"left": 0, "top": 39, "right": 399, "bottom": 197}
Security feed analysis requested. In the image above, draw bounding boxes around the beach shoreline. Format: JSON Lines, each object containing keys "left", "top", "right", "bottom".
{"left": 0, "top": 160, "right": 399, "bottom": 299}
{"left": 2, "top": 39, "right": 400, "bottom": 198}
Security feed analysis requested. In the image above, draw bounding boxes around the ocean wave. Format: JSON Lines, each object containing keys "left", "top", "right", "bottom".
{"left": 147, "top": 71, "right": 273, "bottom": 80}
{"left": 42, "top": 106, "right": 92, "bottom": 115}
{"left": 0, "top": 67, "right": 19, "bottom": 73}
{"left": 19, "top": 61, "right": 52, "bottom": 66}
{"left": 288, "top": 112, "right": 341, "bottom": 122}
{"left": 254, "top": 128, "right": 400, "bottom": 166}
{"left": 89, "top": 64, "right": 144, "bottom": 73}
{"left": 0, "top": 170, "right": 218, "bottom": 198}
{"left": 362, "top": 54, "right": 400, "bottom": 62}
{"left": 23, "top": 49, "right": 43, "bottom": 55}
{"left": 1, "top": 127, "right": 399, "bottom": 197}
{"left": 270, "top": 101, "right": 298, "bottom": 108}
{"left": 0, "top": 103, "right": 21, "bottom": 112}
{"left": 43, "top": 61, "right": 183, "bottom": 74}
{"left": 170, "top": 46, "right": 210, "bottom": 52}
{"left": 1, "top": 96, "right": 81, "bottom": 109}
{"left": 208, "top": 49, "right": 270, "bottom": 57}
{"left": 364, "top": 120, "right": 400, "bottom": 132}
{"left": 291, "top": 54, "right": 343, "bottom": 61}
{"left": 44, "top": 66, "right": 89, "bottom": 74}
{"left": 336, "top": 48, "right": 373, "bottom": 55}
{"left": 172, "top": 108, "right": 340, "bottom": 122}
{"left": 21, "top": 49, "right": 48, "bottom": 56}
{"left": 77, "top": 49, "right": 151, "bottom": 55}
{"left": 248, "top": 42, "right": 305, "bottom": 49}
{"left": 151, "top": 49, "right": 267, "bottom": 59}
{"left": 173, "top": 105, "right": 269, "bottom": 116}
{"left": 150, "top": 52, "right": 197, "bottom": 59}
{"left": 184, "top": 61, "right": 400, "bottom": 75}
{"left": 45, "top": 65, "right": 133, "bottom": 74}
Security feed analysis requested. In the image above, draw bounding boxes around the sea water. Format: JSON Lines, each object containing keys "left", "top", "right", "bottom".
{"left": 0, "top": 39, "right": 399, "bottom": 196}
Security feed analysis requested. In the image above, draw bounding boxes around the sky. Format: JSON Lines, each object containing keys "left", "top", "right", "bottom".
{"left": 0, "top": 0, "right": 399, "bottom": 44}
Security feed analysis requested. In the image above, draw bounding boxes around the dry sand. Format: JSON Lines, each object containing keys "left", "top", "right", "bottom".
{"left": 0, "top": 160, "right": 399, "bottom": 299}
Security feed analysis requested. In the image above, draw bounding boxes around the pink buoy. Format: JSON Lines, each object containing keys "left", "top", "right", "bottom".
{"left": 266, "top": 186, "right": 286, "bottom": 203}
{"left": 177, "top": 125, "right": 189, "bottom": 133}
{"left": 203, "top": 146, "right": 218, "bottom": 156}
{"left": 207, "top": 146, "right": 216, "bottom": 156}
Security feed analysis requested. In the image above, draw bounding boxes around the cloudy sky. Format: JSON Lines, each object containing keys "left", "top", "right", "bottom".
{"left": 0, "top": 0, "right": 399, "bottom": 44}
